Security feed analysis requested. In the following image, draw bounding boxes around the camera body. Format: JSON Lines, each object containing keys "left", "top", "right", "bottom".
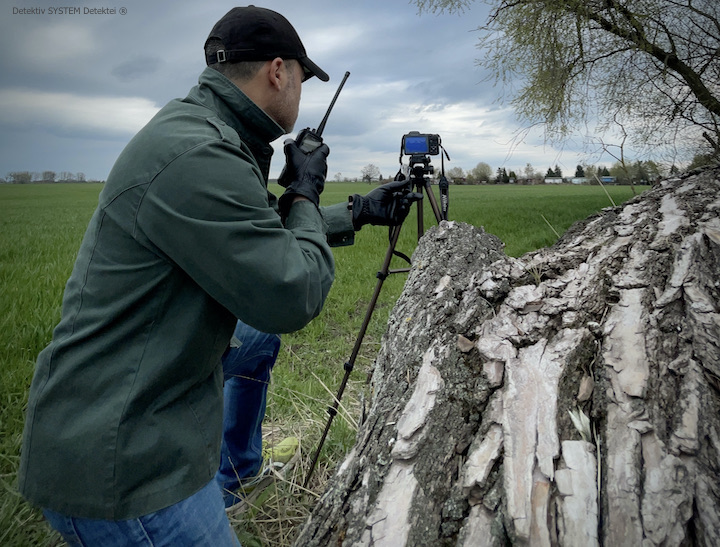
{"left": 401, "top": 131, "right": 441, "bottom": 156}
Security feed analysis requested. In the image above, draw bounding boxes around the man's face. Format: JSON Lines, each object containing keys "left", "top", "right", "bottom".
{"left": 271, "top": 60, "right": 303, "bottom": 134}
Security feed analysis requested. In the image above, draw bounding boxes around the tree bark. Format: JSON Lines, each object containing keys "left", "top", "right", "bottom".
{"left": 295, "top": 166, "right": 720, "bottom": 546}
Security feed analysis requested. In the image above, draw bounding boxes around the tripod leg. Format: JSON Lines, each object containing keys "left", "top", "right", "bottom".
{"left": 304, "top": 224, "right": 404, "bottom": 487}
{"left": 416, "top": 185, "right": 424, "bottom": 239}
{"left": 423, "top": 179, "right": 444, "bottom": 224}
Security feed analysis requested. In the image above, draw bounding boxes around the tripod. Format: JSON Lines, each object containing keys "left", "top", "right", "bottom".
{"left": 304, "top": 155, "right": 449, "bottom": 487}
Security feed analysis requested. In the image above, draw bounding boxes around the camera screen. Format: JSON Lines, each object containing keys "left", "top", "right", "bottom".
{"left": 404, "top": 135, "right": 429, "bottom": 154}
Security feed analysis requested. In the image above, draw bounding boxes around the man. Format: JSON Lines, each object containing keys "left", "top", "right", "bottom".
{"left": 19, "top": 5, "right": 418, "bottom": 545}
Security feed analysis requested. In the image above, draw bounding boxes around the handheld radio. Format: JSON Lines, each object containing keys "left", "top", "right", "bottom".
{"left": 295, "top": 71, "right": 351, "bottom": 153}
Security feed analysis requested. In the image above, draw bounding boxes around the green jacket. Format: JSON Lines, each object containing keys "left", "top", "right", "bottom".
{"left": 19, "top": 67, "right": 354, "bottom": 519}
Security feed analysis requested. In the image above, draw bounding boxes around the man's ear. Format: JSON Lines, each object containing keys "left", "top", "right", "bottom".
{"left": 267, "top": 57, "right": 284, "bottom": 91}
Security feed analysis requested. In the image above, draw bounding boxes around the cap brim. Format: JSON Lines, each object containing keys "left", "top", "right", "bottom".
{"left": 299, "top": 56, "right": 329, "bottom": 82}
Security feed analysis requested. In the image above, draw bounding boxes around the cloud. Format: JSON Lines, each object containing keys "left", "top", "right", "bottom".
{"left": 0, "top": 0, "right": 603, "bottom": 181}
{"left": 111, "top": 56, "right": 164, "bottom": 82}
{"left": 0, "top": 89, "right": 159, "bottom": 138}
{"left": 19, "top": 23, "right": 97, "bottom": 70}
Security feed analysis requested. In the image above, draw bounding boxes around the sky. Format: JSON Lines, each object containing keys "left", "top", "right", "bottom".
{"left": 0, "top": 0, "right": 602, "bottom": 182}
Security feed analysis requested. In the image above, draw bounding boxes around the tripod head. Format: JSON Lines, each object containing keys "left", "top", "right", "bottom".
{"left": 408, "top": 154, "right": 434, "bottom": 186}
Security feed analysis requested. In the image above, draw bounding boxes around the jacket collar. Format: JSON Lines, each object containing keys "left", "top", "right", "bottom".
{"left": 196, "top": 67, "right": 285, "bottom": 143}
{"left": 191, "top": 67, "right": 286, "bottom": 179}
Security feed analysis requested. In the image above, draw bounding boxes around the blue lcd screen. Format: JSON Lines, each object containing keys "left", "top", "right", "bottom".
{"left": 404, "top": 136, "right": 428, "bottom": 154}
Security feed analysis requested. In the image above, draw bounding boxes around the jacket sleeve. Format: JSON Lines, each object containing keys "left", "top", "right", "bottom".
{"left": 267, "top": 189, "right": 355, "bottom": 247}
{"left": 321, "top": 202, "right": 355, "bottom": 247}
{"left": 135, "top": 140, "right": 335, "bottom": 334}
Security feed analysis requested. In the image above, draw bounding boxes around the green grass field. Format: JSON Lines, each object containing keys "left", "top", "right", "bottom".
{"left": 0, "top": 181, "right": 647, "bottom": 545}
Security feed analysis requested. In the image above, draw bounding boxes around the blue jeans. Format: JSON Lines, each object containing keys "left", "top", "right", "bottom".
{"left": 43, "top": 479, "right": 240, "bottom": 546}
{"left": 215, "top": 321, "right": 281, "bottom": 507}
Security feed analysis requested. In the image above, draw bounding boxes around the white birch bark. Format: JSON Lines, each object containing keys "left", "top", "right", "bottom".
{"left": 296, "top": 167, "right": 720, "bottom": 546}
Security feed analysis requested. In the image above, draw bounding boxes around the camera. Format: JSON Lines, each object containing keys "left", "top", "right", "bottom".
{"left": 401, "top": 131, "right": 441, "bottom": 156}
{"left": 396, "top": 131, "right": 449, "bottom": 221}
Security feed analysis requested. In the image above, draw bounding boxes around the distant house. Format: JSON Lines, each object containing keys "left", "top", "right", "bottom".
{"left": 571, "top": 177, "right": 589, "bottom": 185}
{"left": 544, "top": 177, "right": 563, "bottom": 184}
{"left": 600, "top": 176, "right": 617, "bottom": 184}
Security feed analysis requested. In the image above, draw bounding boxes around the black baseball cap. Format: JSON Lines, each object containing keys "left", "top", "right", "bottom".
{"left": 205, "top": 6, "right": 329, "bottom": 82}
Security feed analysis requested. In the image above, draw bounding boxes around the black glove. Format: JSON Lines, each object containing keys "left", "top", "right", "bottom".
{"left": 350, "top": 179, "right": 423, "bottom": 230}
{"left": 277, "top": 139, "right": 329, "bottom": 218}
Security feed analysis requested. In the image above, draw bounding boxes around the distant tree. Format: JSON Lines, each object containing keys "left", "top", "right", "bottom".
{"left": 575, "top": 165, "right": 585, "bottom": 178}
{"left": 447, "top": 166, "right": 465, "bottom": 182}
{"left": 645, "top": 161, "right": 662, "bottom": 180}
{"left": 76, "top": 172, "right": 86, "bottom": 183}
{"left": 523, "top": 163, "right": 536, "bottom": 181}
{"left": 635, "top": 161, "right": 649, "bottom": 183}
{"left": 468, "top": 161, "right": 493, "bottom": 184}
{"left": 599, "top": 166, "right": 611, "bottom": 177}
{"left": 361, "top": 164, "right": 381, "bottom": 183}
{"left": 416, "top": 0, "right": 720, "bottom": 161}
{"left": 583, "top": 164, "right": 598, "bottom": 182}
{"left": 688, "top": 152, "right": 718, "bottom": 170}
{"left": 546, "top": 167, "right": 556, "bottom": 178}
{"left": 632, "top": 160, "right": 663, "bottom": 182}
{"left": 7, "top": 171, "right": 32, "bottom": 184}
{"left": 610, "top": 162, "right": 632, "bottom": 184}
{"left": 554, "top": 165, "right": 563, "bottom": 178}
{"left": 60, "top": 172, "right": 74, "bottom": 182}
{"left": 496, "top": 167, "right": 509, "bottom": 184}
{"left": 334, "top": 172, "right": 343, "bottom": 182}
{"left": 42, "top": 171, "right": 56, "bottom": 183}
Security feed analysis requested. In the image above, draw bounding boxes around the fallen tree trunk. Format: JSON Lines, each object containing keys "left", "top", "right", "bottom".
{"left": 295, "top": 167, "right": 720, "bottom": 546}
